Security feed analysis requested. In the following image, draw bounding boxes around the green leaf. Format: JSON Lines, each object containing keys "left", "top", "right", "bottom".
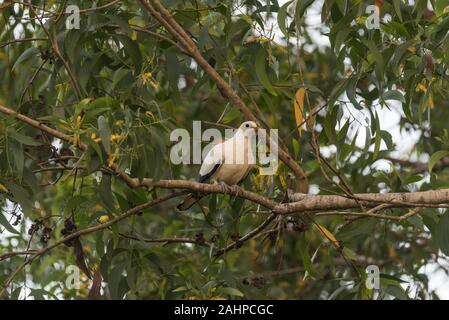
{"left": 393, "top": 0, "right": 403, "bottom": 21}
{"left": 5, "top": 181, "right": 32, "bottom": 216}
{"left": 7, "top": 138, "right": 24, "bottom": 182}
{"left": 172, "top": 286, "right": 188, "bottom": 293}
{"left": 383, "top": 90, "right": 405, "bottom": 103}
{"left": 99, "top": 174, "right": 116, "bottom": 213}
{"left": 342, "top": 247, "right": 357, "bottom": 260}
{"left": 8, "top": 130, "right": 43, "bottom": 146}
{"left": 255, "top": 49, "right": 277, "bottom": 96}
{"left": 428, "top": 150, "right": 449, "bottom": 173}
{"left": 373, "top": 112, "right": 381, "bottom": 160}
{"left": 12, "top": 47, "right": 40, "bottom": 71}
{"left": 347, "top": 76, "right": 361, "bottom": 109}
{"left": 0, "top": 212, "right": 19, "bottom": 234}
{"left": 220, "top": 287, "right": 244, "bottom": 297}
{"left": 277, "top": 1, "right": 293, "bottom": 37}
{"left": 112, "top": 34, "right": 142, "bottom": 74}
{"left": 380, "top": 130, "right": 394, "bottom": 150}
{"left": 328, "top": 78, "right": 348, "bottom": 108}
{"left": 299, "top": 233, "right": 315, "bottom": 279}
{"left": 362, "top": 39, "right": 384, "bottom": 80}
{"left": 97, "top": 115, "right": 111, "bottom": 154}
{"left": 435, "top": 0, "right": 448, "bottom": 14}
{"left": 435, "top": 213, "right": 449, "bottom": 256}
{"left": 295, "top": 0, "right": 314, "bottom": 26}
{"left": 403, "top": 175, "right": 423, "bottom": 185}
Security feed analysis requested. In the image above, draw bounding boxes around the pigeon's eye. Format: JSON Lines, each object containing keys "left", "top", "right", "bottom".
{"left": 245, "top": 123, "right": 250, "bottom": 128}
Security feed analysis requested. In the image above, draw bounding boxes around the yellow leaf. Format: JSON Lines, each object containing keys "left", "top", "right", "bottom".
{"left": 314, "top": 224, "right": 341, "bottom": 249}
{"left": 279, "top": 175, "right": 286, "bottom": 189}
{"left": 322, "top": 64, "right": 330, "bottom": 80}
{"left": 429, "top": 92, "right": 435, "bottom": 109}
{"left": 131, "top": 30, "right": 137, "bottom": 41}
{"left": 407, "top": 46, "right": 417, "bottom": 54}
{"left": 0, "top": 183, "right": 8, "bottom": 193}
{"left": 293, "top": 87, "right": 305, "bottom": 136}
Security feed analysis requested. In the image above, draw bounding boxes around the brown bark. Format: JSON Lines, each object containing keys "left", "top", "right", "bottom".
{"left": 3, "top": 103, "right": 449, "bottom": 215}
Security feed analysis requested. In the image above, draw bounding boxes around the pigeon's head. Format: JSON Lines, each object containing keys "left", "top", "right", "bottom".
{"left": 239, "top": 121, "right": 258, "bottom": 132}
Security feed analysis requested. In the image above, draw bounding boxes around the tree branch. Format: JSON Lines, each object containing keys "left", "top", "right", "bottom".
{"left": 138, "top": 0, "right": 309, "bottom": 193}
{"left": 2, "top": 102, "right": 449, "bottom": 216}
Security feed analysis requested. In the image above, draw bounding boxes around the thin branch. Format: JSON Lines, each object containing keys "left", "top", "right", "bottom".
{"left": 129, "top": 25, "right": 189, "bottom": 55}
{"left": 316, "top": 207, "right": 422, "bottom": 221}
{"left": 0, "top": 37, "right": 46, "bottom": 49}
{"left": 118, "top": 232, "right": 210, "bottom": 247}
{"left": 0, "top": 250, "right": 39, "bottom": 262}
{"left": 213, "top": 213, "right": 277, "bottom": 257}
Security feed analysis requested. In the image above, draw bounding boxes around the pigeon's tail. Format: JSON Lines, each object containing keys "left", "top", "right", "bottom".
{"left": 177, "top": 194, "right": 202, "bottom": 211}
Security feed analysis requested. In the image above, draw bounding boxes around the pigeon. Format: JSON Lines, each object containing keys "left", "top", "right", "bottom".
{"left": 177, "top": 121, "right": 258, "bottom": 211}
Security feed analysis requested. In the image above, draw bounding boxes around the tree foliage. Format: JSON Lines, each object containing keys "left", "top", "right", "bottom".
{"left": 1, "top": 0, "right": 449, "bottom": 300}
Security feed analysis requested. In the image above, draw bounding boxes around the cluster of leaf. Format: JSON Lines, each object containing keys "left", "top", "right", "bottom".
{"left": 1, "top": 0, "right": 449, "bottom": 300}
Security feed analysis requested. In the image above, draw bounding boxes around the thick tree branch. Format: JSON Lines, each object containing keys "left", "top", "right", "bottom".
{"left": 3, "top": 103, "right": 449, "bottom": 215}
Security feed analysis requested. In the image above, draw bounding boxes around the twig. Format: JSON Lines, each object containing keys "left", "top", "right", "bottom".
{"left": 213, "top": 213, "right": 277, "bottom": 257}
{"left": 117, "top": 232, "right": 211, "bottom": 247}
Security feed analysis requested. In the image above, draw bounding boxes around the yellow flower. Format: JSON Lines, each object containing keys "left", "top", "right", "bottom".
{"left": 90, "top": 132, "right": 101, "bottom": 142}
{"left": 107, "top": 146, "right": 120, "bottom": 167}
{"left": 98, "top": 215, "right": 110, "bottom": 224}
{"left": 140, "top": 72, "right": 160, "bottom": 89}
{"left": 110, "top": 134, "right": 125, "bottom": 141}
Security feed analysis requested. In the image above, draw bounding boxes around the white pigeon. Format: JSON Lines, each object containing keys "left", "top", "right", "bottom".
{"left": 177, "top": 121, "right": 258, "bottom": 211}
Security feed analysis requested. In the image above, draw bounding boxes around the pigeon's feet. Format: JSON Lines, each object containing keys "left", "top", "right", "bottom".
{"left": 218, "top": 182, "right": 242, "bottom": 199}
{"left": 230, "top": 184, "right": 243, "bottom": 197}
{"left": 218, "top": 181, "right": 233, "bottom": 194}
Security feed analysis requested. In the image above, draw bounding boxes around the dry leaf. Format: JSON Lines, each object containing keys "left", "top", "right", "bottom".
{"left": 293, "top": 87, "right": 305, "bottom": 136}
{"left": 0, "top": 183, "right": 8, "bottom": 193}
{"left": 315, "top": 224, "right": 341, "bottom": 250}
{"left": 429, "top": 92, "right": 435, "bottom": 109}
